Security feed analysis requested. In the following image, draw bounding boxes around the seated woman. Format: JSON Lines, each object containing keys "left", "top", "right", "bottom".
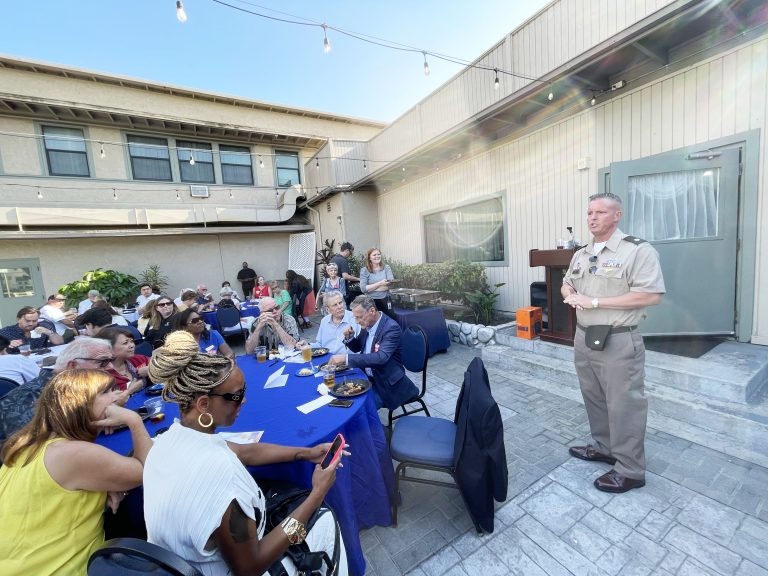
{"left": 218, "top": 287, "right": 240, "bottom": 310}
{"left": 0, "top": 369, "right": 152, "bottom": 576}
{"left": 221, "top": 281, "right": 242, "bottom": 304}
{"left": 272, "top": 279, "right": 294, "bottom": 318}
{"left": 316, "top": 263, "right": 347, "bottom": 314}
{"left": 100, "top": 326, "right": 151, "bottom": 394}
{"left": 172, "top": 308, "right": 235, "bottom": 359}
{"left": 143, "top": 296, "right": 178, "bottom": 349}
{"left": 144, "top": 332, "right": 347, "bottom": 575}
{"left": 252, "top": 276, "right": 271, "bottom": 299}
{"left": 136, "top": 299, "right": 156, "bottom": 335}
{"left": 360, "top": 247, "right": 396, "bottom": 319}
{"left": 176, "top": 290, "right": 199, "bottom": 312}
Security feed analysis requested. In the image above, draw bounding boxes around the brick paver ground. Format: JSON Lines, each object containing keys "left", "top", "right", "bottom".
{"left": 361, "top": 343, "right": 768, "bottom": 576}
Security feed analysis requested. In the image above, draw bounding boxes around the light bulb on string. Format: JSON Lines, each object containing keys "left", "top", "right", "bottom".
{"left": 36, "top": 187, "right": 42, "bottom": 200}
{"left": 363, "top": 160, "right": 367, "bottom": 170}
{"left": 322, "top": 24, "right": 331, "bottom": 54}
{"left": 99, "top": 143, "right": 106, "bottom": 159}
{"left": 176, "top": 191, "right": 181, "bottom": 201}
{"left": 229, "top": 190, "right": 233, "bottom": 199}
{"left": 259, "top": 156, "right": 264, "bottom": 169}
{"left": 113, "top": 188, "right": 118, "bottom": 200}
{"left": 176, "top": 0, "right": 187, "bottom": 23}
{"left": 591, "top": 95, "right": 596, "bottom": 106}
{"left": 316, "top": 158, "right": 320, "bottom": 170}
{"left": 422, "top": 52, "right": 430, "bottom": 76}
{"left": 189, "top": 152, "right": 195, "bottom": 166}
{"left": 494, "top": 69, "right": 500, "bottom": 90}
{"left": 548, "top": 90, "right": 554, "bottom": 101}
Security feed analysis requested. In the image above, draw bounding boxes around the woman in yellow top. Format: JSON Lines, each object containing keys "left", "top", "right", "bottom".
{"left": 0, "top": 369, "right": 153, "bottom": 576}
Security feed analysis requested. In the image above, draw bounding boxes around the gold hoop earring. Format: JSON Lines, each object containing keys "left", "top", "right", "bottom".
{"left": 198, "top": 412, "right": 214, "bottom": 428}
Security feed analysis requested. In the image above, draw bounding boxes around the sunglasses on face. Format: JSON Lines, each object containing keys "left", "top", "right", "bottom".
{"left": 78, "top": 357, "right": 116, "bottom": 368}
{"left": 207, "top": 385, "right": 246, "bottom": 405}
{"left": 187, "top": 317, "right": 205, "bottom": 325}
{"left": 157, "top": 302, "right": 173, "bottom": 307}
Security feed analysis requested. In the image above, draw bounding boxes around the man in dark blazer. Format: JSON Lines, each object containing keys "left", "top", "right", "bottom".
{"left": 329, "top": 295, "right": 418, "bottom": 410}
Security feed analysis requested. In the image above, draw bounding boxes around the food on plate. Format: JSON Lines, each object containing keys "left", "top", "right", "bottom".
{"left": 321, "top": 362, "right": 348, "bottom": 372}
{"left": 297, "top": 368, "right": 315, "bottom": 376}
{"left": 312, "top": 348, "right": 330, "bottom": 357}
{"left": 334, "top": 381, "right": 366, "bottom": 396}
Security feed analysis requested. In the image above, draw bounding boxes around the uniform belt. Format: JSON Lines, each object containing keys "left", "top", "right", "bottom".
{"left": 577, "top": 323, "right": 637, "bottom": 334}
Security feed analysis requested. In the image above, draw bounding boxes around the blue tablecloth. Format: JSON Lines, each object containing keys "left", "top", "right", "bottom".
{"left": 202, "top": 303, "right": 261, "bottom": 331}
{"left": 97, "top": 352, "right": 392, "bottom": 576}
{"left": 393, "top": 306, "right": 451, "bottom": 357}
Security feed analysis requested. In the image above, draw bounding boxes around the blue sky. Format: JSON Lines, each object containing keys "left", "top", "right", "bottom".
{"left": 2, "top": 0, "right": 552, "bottom": 122}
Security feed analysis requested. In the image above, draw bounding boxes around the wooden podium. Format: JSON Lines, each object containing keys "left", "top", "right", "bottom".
{"left": 529, "top": 248, "right": 578, "bottom": 346}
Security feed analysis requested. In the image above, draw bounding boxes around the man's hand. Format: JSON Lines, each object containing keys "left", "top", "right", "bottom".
{"left": 342, "top": 326, "right": 355, "bottom": 340}
{"left": 328, "top": 354, "right": 346, "bottom": 366}
{"left": 564, "top": 293, "right": 589, "bottom": 311}
{"left": 9, "top": 339, "right": 24, "bottom": 349}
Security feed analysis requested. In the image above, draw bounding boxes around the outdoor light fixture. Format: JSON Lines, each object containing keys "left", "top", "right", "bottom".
{"left": 548, "top": 90, "right": 554, "bottom": 101}
{"left": 176, "top": 0, "right": 187, "bottom": 23}
{"left": 37, "top": 187, "right": 42, "bottom": 200}
{"left": 590, "top": 94, "right": 596, "bottom": 106}
{"left": 322, "top": 24, "right": 331, "bottom": 53}
{"left": 336, "top": 215, "right": 343, "bottom": 225}
{"left": 113, "top": 189, "right": 118, "bottom": 200}
{"left": 259, "top": 156, "right": 264, "bottom": 168}
{"left": 316, "top": 158, "right": 320, "bottom": 169}
{"left": 189, "top": 153, "right": 195, "bottom": 166}
{"left": 423, "top": 52, "right": 430, "bottom": 76}
{"left": 99, "top": 142, "right": 106, "bottom": 159}
{"left": 363, "top": 160, "right": 367, "bottom": 170}
{"left": 494, "top": 69, "right": 500, "bottom": 90}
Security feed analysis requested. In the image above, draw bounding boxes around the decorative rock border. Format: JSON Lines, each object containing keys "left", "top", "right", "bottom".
{"left": 445, "top": 319, "right": 517, "bottom": 348}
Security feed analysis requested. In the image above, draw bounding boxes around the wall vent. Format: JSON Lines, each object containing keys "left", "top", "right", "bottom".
{"left": 190, "top": 185, "right": 209, "bottom": 198}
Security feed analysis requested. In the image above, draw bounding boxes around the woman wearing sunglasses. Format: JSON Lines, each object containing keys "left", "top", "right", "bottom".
{"left": 172, "top": 308, "right": 234, "bottom": 360}
{"left": 144, "top": 331, "right": 348, "bottom": 575}
{"left": 143, "top": 296, "right": 177, "bottom": 349}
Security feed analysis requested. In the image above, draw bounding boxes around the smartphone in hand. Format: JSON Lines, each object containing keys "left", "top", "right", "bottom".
{"left": 321, "top": 433, "right": 345, "bottom": 469}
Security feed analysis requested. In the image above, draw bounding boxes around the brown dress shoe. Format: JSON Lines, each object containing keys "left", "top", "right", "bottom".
{"left": 568, "top": 445, "right": 617, "bottom": 465}
{"left": 594, "top": 469, "right": 645, "bottom": 493}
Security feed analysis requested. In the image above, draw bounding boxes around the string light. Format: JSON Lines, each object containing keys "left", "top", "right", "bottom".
{"left": 99, "top": 142, "right": 106, "bottom": 159}
{"left": 229, "top": 190, "right": 233, "bottom": 198}
{"left": 189, "top": 152, "right": 195, "bottom": 166}
{"left": 422, "top": 52, "right": 430, "bottom": 76}
{"left": 590, "top": 94, "right": 597, "bottom": 106}
{"left": 316, "top": 158, "right": 320, "bottom": 169}
{"left": 176, "top": 0, "right": 188, "bottom": 23}
{"left": 259, "top": 156, "right": 264, "bottom": 168}
{"left": 548, "top": 90, "right": 554, "bottom": 101}
{"left": 36, "top": 187, "right": 42, "bottom": 200}
{"left": 494, "top": 68, "right": 500, "bottom": 90}
{"left": 176, "top": 191, "right": 181, "bottom": 200}
{"left": 363, "top": 160, "right": 367, "bottom": 170}
{"left": 322, "top": 24, "right": 331, "bottom": 53}
{"left": 112, "top": 188, "right": 118, "bottom": 200}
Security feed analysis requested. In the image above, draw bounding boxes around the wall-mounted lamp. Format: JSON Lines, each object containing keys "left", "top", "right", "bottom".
{"left": 336, "top": 215, "right": 343, "bottom": 225}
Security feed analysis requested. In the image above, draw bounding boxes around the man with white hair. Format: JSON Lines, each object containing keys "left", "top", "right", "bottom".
{"left": 77, "top": 289, "right": 101, "bottom": 314}
{"left": 312, "top": 291, "right": 360, "bottom": 355}
{"left": 244, "top": 296, "right": 301, "bottom": 353}
{"left": 0, "top": 337, "right": 116, "bottom": 447}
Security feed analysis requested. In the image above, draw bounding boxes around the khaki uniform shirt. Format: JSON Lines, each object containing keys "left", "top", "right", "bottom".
{"left": 563, "top": 228, "right": 665, "bottom": 327}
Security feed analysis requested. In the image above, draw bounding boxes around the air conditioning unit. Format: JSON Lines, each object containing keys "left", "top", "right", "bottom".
{"left": 190, "top": 185, "right": 209, "bottom": 198}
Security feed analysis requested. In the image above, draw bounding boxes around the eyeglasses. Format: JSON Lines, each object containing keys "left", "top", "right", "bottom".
{"left": 589, "top": 255, "right": 598, "bottom": 274}
{"left": 157, "top": 302, "right": 173, "bottom": 307}
{"left": 77, "top": 357, "right": 115, "bottom": 368}
{"left": 261, "top": 306, "right": 278, "bottom": 313}
{"left": 207, "top": 385, "right": 246, "bottom": 405}
{"left": 187, "top": 317, "right": 205, "bottom": 325}
{"left": 54, "top": 297, "right": 66, "bottom": 301}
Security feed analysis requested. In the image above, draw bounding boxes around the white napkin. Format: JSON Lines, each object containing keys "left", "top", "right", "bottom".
{"left": 284, "top": 354, "right": 306, "bottom": 364}
{"left": 316, "top": 383, "right": 330, "bottom": 395}
{"left": 297, "top": 395, "right": 334, "bottom": 414}
{"left": 218, "top": 431, "right": 264, "bottom": 444}
{"left": 264, "top": 366, "right": 288, "bottom": 388}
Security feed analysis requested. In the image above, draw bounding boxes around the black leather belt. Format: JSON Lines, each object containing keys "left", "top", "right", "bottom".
{"left": 577, "top": 324, "right": 637, "bottom": 334}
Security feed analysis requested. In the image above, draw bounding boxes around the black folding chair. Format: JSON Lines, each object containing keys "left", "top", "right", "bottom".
{"left": 388, "top": 325, "right": 430, "bottom": 430}
{"left": 87, "top": 537, "right": 202, "bottom": 576}
{"left": 0, "top": 377, "right": 19, "bottom": 400}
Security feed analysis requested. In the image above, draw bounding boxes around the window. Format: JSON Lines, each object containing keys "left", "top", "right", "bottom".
{"left": 275, "top": 150, "right": 301, "bottom": 187}
{"left": 42, "top": 125, "right": 89, "bottom": 176}
{"left": 127, "top": 135, "right": 172, "bottom": 181}
{"left": 177, "top": 140, "right": 215, "bottom": 183}
{"left": 220, "top": 145, "right": 253, "bottom": 185}
{"left": 423, "top": 197, "right": 505, "bottom": 263}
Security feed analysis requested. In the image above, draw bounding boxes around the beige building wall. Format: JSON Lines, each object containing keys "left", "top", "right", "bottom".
{"left": 376, "top": 35, "right": 768, "bottom": 344}
{"left": 0, "top": 232, "right": 292, "bottom": 307}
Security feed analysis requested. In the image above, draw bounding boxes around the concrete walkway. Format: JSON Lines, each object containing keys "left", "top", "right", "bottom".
{"left": 359, "top": 342, "right": 768, "bottom": 576}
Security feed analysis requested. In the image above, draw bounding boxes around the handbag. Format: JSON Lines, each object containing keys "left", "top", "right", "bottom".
{"left": 262, "top": 480, "right": 340, "bottom": 576}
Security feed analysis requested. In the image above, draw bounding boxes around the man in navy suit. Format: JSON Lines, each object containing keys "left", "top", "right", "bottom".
{"left": 329, "top": 295, "right": 418, "bottom": 410}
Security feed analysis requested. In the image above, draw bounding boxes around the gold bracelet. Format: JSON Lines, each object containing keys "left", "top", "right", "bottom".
{"left": 280, "top": 516, "right": 307, "bottom": 545}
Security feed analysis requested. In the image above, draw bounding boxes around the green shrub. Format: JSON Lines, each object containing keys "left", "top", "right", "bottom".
{"left": 466, "top": 283, "right": 506, "bottom": 325}
{"left": 59, "top": 269, "right": 140, "bottom": 308}
{"left": 139, "top": 264, "right": 169, "bottom": 293}
{"left": 380, "top": 258, "right": 487, "bottom": 306}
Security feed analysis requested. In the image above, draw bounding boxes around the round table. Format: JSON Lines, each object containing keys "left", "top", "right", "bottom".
{"left": 97, "top": 352, "right": 392, "bottom": 576}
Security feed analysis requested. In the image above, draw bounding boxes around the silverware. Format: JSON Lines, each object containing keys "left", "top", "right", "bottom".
{"left": 267, "top": 359, "right": 279, "bottom": 367}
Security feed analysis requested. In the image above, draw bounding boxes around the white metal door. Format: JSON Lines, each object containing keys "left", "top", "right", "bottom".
{"left": 288, "top": 232, "right": 317, "bottom": 288}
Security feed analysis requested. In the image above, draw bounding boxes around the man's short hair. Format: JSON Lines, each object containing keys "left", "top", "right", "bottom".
{"left": 326, "top": 263, "right": 338, "bottom": 271}
{"left": 220, "top": 287, "right": 234, "bottom": 297}
{"left": 351, "top": 294, "right": 375, "bottom": 311}
{"left": 340, "top": 242, "right": 354, "bottom": 252}
{"left": 55, "top": 337, "right": 111, "bottom": 371}
{"left": 181, "top": 290, "right": 197, "bottom": 301}
{"left": 16, "top": 306, "right": 38, "bottom": 320}
{"left": 324, "top": 291, "right": 344, "bottom": 306}
{"left": 139, "top": 283, "right": 152, "bottom": 290}
{"left": 88, "top": 289, "right": 101, "bottom": 297}
{"left": 76, "top": 307, "right": 113, "bottom": 328}
{"left": 588, "top": 192, "right": 622, "bottom": 205}
{"left": 260, "top": 296, "right": 277, "bottom": 311}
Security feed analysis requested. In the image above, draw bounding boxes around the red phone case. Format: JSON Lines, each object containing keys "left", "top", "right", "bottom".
{"left": 321, "top": 433, "right": 345, "bottom": 469}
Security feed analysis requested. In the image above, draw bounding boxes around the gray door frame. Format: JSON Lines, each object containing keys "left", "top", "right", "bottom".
{"left": 0, "top": 258, "right": 46, "bottom": 328}
{"left": 598, "top": 130, "right": 759, "bottom": 342}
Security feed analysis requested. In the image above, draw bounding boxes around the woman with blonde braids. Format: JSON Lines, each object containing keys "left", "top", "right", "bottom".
{"left": 143, "top": 331, "right": 348, "bottom": 576}
{"left": 0, "top": 369, "right": 152, "bottom": 575}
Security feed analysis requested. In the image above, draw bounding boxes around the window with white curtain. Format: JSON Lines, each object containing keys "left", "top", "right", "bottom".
{"left": 42, "top": 125, "right": 89, "bottom": 177}
{"left": 423, "top": 197, "right": 505, "bottom": 263}
{"left": 177, "top": 140, "right": 215, "bottom": 184}
{"left": 625, "top": 168, "right": 719, "bottom": 240}
{"left": 220, "top": 145, "right": 253, "bottom": 185}
{"left": 127, "top": 135, "right": 172, "bottom": 181}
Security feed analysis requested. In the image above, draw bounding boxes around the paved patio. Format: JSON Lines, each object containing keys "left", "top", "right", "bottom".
{"left": 356, "top": 341, "right": 768, "bottom": 576}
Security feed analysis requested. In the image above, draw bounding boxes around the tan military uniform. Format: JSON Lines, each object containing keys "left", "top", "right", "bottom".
{"left": 563, "top": 228, "right": 665, "bottom": 480}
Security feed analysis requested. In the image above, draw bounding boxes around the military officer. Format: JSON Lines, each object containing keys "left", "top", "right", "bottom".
{"left": 561, "top": 192, "right": 665, "bottom": 493}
